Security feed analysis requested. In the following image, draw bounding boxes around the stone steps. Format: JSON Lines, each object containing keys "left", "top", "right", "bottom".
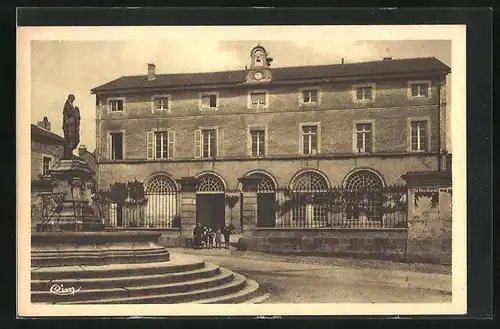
{"left": 32, "top": 263, "right": 221, "bottom": 291}
{"left": 31, "top": 254, "right": 268, "bottom": 304}
{"left": 31, "top": 249, "right": 171, "bottom": 267}
{"left": 54, "top": 272, "right": 249, "bottom": 304}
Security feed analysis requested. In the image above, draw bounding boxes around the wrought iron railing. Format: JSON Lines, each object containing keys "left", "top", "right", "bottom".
{"left": 265, "top": 185, "right": 407, "bottom": 229}
{"left": 103, "top": 190, "right": 181, "bottom": 228}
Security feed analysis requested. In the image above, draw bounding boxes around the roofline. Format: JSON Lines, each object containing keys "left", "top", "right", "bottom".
{"left": 31, "top": 124, "right": 64, "bottom": 143}
{"left": 91, "top": 69, "right": 451, "bottom": 94}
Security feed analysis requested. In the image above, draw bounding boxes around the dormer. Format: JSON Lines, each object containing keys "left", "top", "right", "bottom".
{"left": 245, "top": 44, "right": 273, "bottom": 84}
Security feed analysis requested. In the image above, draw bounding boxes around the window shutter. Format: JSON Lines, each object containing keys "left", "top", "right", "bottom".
{"left": 194, "top": 130, "right": 202, "bottom": 158}
{"left": 147, "top": 131, "right": 154, "bottom": 159}
{"left": 311, "top": 91, "right": 318, "bottom": 102}
{"left": 217, "top": 129, "right": 222, "bottom": 157}
{"left": 168, "top": 130, "right": 175, "bottom": 159}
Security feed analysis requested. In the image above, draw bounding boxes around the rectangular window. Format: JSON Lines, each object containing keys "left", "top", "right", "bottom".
{"left": 154, "top": 97, "right": 169, "bottom": 111}
{"left": 356, "top": 123, "right": 372, "bottom": 153}
{"left": 109, "top": 99, "right": 124, "bottom": 112}
{"left": 201, "top": 94, "right": 217, "bottom": 108}
{"left": 110, "top": 132, "right": 123, "bottom": 160}
{"left": 250, "top": 130, "right": 265, "bottom": 156}
{"left": 302, "top": 90, "right": 318, "bottom": 103}
{"left": 155, "top": 131, "right": 168, "bottom": 159}
{"left": 42, "top": 157, "right": 51, "bottom": 175}
{"left": 195, "top": 129, "right": 217, "bottom": 158}
{"left": 147, "top": 131, "right": 174, "bottom": 159}
{"left": 250, "top": 92, "right": 266, "bottom": 105}
{"left": 411, "top": 121, "right": 428, "bottom": 151}
{"left": 302, "top": 125, "right": 318, "bottom": 155}
{"left": 411, "top": 83, "right": 429, "bottom": 97}
{"left": 356, "top": 86, "right": 373, "bottom": 100}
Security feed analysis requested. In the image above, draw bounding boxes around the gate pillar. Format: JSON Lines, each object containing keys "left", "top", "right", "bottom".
{"left": 238, "top": 176, "right": 261, "bottom": 236}
{"left": 176, "top": 177, "right": 198, "bottom": 247}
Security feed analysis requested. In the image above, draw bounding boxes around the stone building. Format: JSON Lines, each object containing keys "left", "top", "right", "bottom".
{"left": 31, "top": 117, "right": 64, "bottom": 181}
{"left": 91, "top": 45, "right": 451, "bottom": 237}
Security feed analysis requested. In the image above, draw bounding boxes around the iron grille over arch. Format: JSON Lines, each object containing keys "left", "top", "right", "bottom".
{"left": 291, "top": 171, "right": 329, "bottom": 191}
{"left": 247, "top": 172, "right": 276, "bottom": 193}
{"left": 344, "top": 169, "right": 384, "bottom": 189}
{"left": 196, "top": 173, "right": 225, "bottom": 193}
{"left": 145, "top": 173, "right": 178, "bottom": 193}
{"left": 143, "top": 173, "right": 179, "bottom": 228}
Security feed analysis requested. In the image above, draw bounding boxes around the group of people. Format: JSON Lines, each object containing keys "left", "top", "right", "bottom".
{"left": 192, "top": 222, "right": 231, "bottom": 249}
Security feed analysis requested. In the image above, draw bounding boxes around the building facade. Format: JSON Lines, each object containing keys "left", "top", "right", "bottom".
{"left": 31, "top": 117, "right": 64, "bottom": 181}
{"left": 91, "top": 45, "right": 450, "bottom": 232}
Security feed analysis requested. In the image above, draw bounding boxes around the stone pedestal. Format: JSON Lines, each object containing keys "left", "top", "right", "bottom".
{"left": 238, "top": 177, "right": 261, "bottom": 236}
{"left": 177, "top": 177, "right": 198, "bottom": 247}
{"left": 402, "top": 171, "right": 452, "bottom": 264}
{"left": 36, "top": 158, "right": 104, "bottom": 232}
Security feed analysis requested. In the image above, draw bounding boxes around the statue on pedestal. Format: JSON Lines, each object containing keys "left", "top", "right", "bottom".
{"left": 62, "top": 94, "right": 80, "bottom": 159}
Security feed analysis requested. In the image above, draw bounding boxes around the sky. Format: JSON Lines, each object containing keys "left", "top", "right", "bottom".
{"left": 31, "top": 39, "right": 452, "bottom": 152}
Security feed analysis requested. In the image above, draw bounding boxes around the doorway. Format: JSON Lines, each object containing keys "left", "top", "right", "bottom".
{"left": 257, "top": 193, "right": 276, "bottom": 227}
{"left": 196, "top": 194, "right": 225, "bottom": 229}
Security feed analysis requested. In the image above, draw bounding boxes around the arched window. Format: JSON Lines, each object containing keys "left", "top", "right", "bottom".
{"left": 145, "top": 174, "right": 178, "bottom": 192}
{"left": 291, "top": 171, "right": 328, "bottom": 191}
{"left": 247, "top": 172, "right": 276, "bottom": 193}
{"left": 196, "top": 173, "right": 225, "bottom": 193}
{"left": 344, "top": 169, "right": 383, "bottom": 189}
{"left": 289, "top": 171, "right": 329, "bottom": 226}
{"left": 144, "top": 173, "right": 179, "bottom": 227}
{"left": 343, "top": 169, "right": 384, "bottom": 222}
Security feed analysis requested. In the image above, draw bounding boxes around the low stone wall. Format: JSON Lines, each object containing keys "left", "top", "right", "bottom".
{"left": 105, "top": 227, "right": 182, "bottom": 248}
{"left": 242, "top": 228, "right": 408, "bottom": 262}
{"left": 158, "top": 229, "right": 182, "bottom": 247}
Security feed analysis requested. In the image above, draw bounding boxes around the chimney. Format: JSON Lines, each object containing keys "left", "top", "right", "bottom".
{"left": 78, "top": 144, "right": 87, "bottom": 157}
{"left": 37, "top": 116, "right": 51, "bottom": 131}
{"left": 147, "top": 63, "right": 156, "bottom": 81}
{"left": 383, "top": 56, "right": 393, "bottom": 60}
{"left": 341, "top": 58, "right": 344, "bottom": 64}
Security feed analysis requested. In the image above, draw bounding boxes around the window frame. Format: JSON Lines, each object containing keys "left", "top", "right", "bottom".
{"left": 247, "top": 124, "right": 268, "bottom": 157}
{"left": 195, "top": 126, "right": 219, "bottom": 159}
{"left": 151, "top": 94, "right": 172, "bottom": 113}
{"left": 147, "top": 128, "right": 175, "bottom": 160}
{"left": 408, "top": 80, "right": 432, "bottom": 99}
{"left": 352, "top": 83, "right": 376, "bottom": 103}
{"left": 108, "top": 130, "right": 125, "bottom": 160}
{"left": 107, "top": 97, "right": 126, "bottom": 114}
{"left": 298, "top": 87, "right": 321, "bottom": 106}
{"left": 299, "top": 122, "right": 321, "bottom": 156}
{"left": 247, "top": 90, "right": 269, "bottom": 110}
{"left": 352, "top": 119, "right": 376, "bottom": 154}
{"left": 199, "top": 92, "right": 219, "bottom": 111}
{"left": 407, "top": 117, "right": 431, "bottom": 152}
{"left": 41, "top": 155, "right": 53, "bottom": 176}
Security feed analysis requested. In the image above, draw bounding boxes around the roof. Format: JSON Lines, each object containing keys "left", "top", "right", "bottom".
{"left": 31, "top": 124, "right": 64, "bottom": 144}
{"left": 91, "top": 57, "right": 451, "bottom": 93}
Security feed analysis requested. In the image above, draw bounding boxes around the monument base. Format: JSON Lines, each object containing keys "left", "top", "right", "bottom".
{"left": 37, "top": 158, "right": 105, "bottom": 232}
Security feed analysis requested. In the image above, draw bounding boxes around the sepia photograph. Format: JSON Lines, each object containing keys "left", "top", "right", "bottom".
{"left": 17, "top": 25, "right": 467, "bottom": 316}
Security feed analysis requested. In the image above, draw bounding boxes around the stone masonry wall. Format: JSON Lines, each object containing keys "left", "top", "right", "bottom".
{"left": 243, "top": 229, "right": 408, "bottom": 261}
{"left": 31, "top": 139, "right": 64, "bottom": 179}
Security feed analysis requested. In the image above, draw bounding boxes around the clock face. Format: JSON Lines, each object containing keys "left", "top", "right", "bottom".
{"left": 253, "top": 72, "right": 263, "bottom": 80}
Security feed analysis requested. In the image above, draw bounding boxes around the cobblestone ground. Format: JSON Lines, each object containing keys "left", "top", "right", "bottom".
{"left": 168, "top": 244, "right": 452, "bottom": 304}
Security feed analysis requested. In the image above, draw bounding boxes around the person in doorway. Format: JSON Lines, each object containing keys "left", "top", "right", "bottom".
{"left": 222, "top": 224, "right": 231, "bottom": 249}
{"left": 214, "top": 226, "right": 222, "bottom": 249}
{"left": 193, "top": 222, "right": 202, "bottom": 249}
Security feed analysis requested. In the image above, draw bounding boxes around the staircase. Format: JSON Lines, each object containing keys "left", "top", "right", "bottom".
{"left": 31, "top": 253, "right": 267, "bottom": 304}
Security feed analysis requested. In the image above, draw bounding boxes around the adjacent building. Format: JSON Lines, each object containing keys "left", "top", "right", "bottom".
{"left": 91, "top": 45, "right": 451, "bottom": 232}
